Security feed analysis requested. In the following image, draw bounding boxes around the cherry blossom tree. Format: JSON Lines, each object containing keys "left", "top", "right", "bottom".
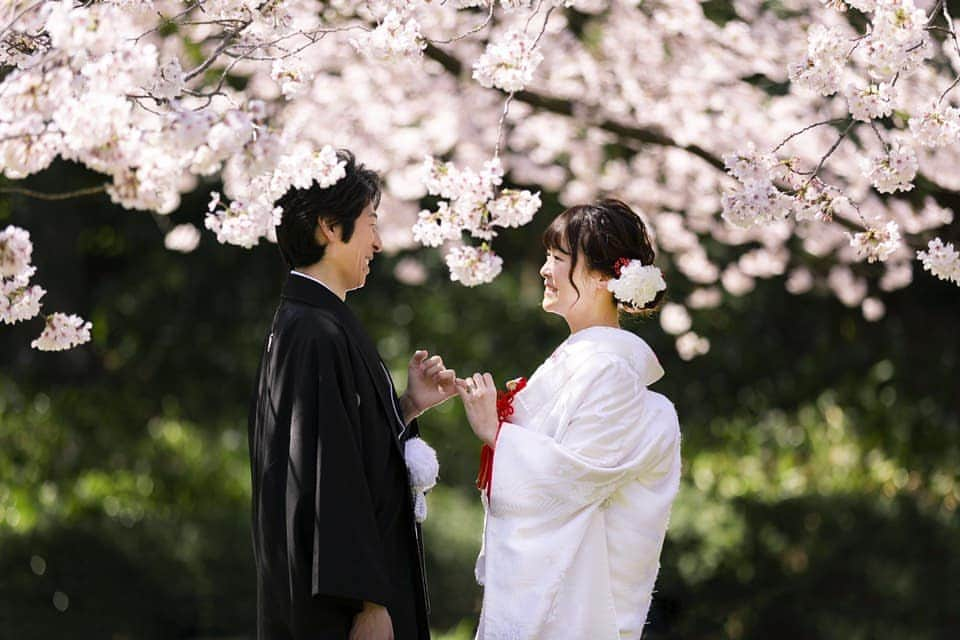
{"left": 1, "top": 0, "right": 958, "bottom": 356}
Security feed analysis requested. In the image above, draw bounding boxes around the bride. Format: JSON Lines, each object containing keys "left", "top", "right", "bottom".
{"left": 456, "top": 199, "right": 682, "bottom": 640}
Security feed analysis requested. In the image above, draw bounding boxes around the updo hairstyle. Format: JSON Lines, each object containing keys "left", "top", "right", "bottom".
{"left": 542, "top": 198, "right": 665, "bottom": 315}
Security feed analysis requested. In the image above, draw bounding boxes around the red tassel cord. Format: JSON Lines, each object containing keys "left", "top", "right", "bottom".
{"left": 476, "top": 377, "right": 527, "bottom": 500}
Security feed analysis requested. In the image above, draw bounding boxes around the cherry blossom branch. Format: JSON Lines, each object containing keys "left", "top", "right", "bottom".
{"left": 183, "top": 29, "right": 246, "bottom": 83}
{"left": 928, "top": 0, "right": 945, "bottom": 26}
{"left": 798, "top": 120, "right": 856, "bottom": 183}
{"left": 772, "top": 118, "right": 849, "bottom": 154}
{"left": 532, "top": 5, "right": 554, "bottom": 44}
{"left": 869, "top": 120, "right": 889, "bottom": 150}
{"left": 524, "top": 0, "right": 545, "bottom": 33}
{"left": 493, "top": 92, "right": 515, "bottom": 159}
{"left": 429, "top": 1, "right": 495, "bottom": 45}
{"left": 938, "top": 5, "right": 960, "bottom": 103}
{"left": 423, "top": 43, "right": 725, "bottom": 172}
{"left": 132, "top": 1, "right": 206, "bottom": 44}
{"left": 0, "top": 184, "right": 106, "bottom": 200}
{"left": 489, "top": 5, "right": 554, "bottom": 158}
{"left": 0, "top": 0, "right": 46, "bottom": 40}
{"left": 221, "top": 24, "right": 363, "bottom": 62}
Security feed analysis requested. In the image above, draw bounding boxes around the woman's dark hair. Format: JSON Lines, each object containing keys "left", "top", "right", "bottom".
{"left": 542, "top": 198, "right": 665, "bottom": 314}
{"left": 275, "top": 149, "right": 381, "bottom": 268}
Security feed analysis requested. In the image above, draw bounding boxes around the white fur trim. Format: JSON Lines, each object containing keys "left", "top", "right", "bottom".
{"left": 404, "top": 437, "right": 439, "bottom": 492}
{"left": 413, "top": 491, "right": 428, "bottom": 523}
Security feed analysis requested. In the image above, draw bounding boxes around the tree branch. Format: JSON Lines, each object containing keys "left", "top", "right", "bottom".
{"left": 423, "top": 43, "right": 726, "bottom": 172}
{"left": 0, "top": 184, "right": 106, "bottom": 200}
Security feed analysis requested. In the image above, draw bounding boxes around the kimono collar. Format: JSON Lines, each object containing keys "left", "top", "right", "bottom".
{"left": 564, "top": 326, "right": 665, "bottom": 386}
{"left": 281, "top": 271, "right": 343, "bottom": 309}
{"left": 280, "top": 274, "right": 408, "bottom": 454}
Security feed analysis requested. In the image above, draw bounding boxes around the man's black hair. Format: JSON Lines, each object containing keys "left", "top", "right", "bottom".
{"left": 275, "top": 149, "right": 381, "bottom": 268}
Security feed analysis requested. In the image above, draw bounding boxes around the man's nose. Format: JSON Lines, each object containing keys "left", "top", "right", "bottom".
{"left": 372, "top": 230, "right": 383, "bottom": 253}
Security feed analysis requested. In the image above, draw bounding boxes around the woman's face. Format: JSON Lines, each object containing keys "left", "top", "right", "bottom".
{"left": 540, "top": 246, "right": 592, "bottom": 317}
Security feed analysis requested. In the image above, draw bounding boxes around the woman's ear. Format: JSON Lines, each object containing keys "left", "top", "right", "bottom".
{"left": 594, "top": 273, "right": 611, "bottom": 291}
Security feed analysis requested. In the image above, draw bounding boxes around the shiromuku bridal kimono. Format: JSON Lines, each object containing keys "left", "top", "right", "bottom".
{"left": 475, "top": 326, "right": 682, "bottom": 640}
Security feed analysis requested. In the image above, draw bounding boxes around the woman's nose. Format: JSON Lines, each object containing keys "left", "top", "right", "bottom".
{"left": 539, "top": 260, "right": 549, "bottom": 278}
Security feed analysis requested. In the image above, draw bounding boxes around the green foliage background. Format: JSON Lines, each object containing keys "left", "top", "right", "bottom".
{"left": 1, "top": 160, "right": 958, "bottom": 639}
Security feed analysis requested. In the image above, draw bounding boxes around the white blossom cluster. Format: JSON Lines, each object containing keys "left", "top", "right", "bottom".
{"left": 848, "top": 221, "right": 901, "bottom": 263}
{"left": 206, "top": 145, "right": 346, "bottom": 248}
{"left": 908, "top": 103, "right": 960, "bottom": 148}
{"left": 917, "top": 238, "right": 960, "bottom": 284}
{"left": 0, "top": 225, "right": 91, "bottom": 348}
{"left": 164, "top": 224, "right": 202, "bottom": 254}
{"left": 445, "top": 245, "right": 504, "bottom": 287}
{"left": 659, "top": 302, "right": 692, "bottom": 336}
{"left": 3, "top": 0, "right": 960, "bottom": 358}
{"left": 861, "top": 0, "right": 931, "bottom": 80}
{"left": 271, "top": 57, "right": 312, "bottom": 99}
{"left": 788, "top": 24, "right": 848, "bottom": 96}
{"left": 31, "top": 312, "right": 92, "bottom": 351}
{"left": 351, "top": 10, "right": 426, "bottom": 62}
{"left": 792, "top": 182, "right": 847, "bottom": 222}
{"left": 473, "top": 27, "right": 544, "bottom": 93}
{"left": 720, "top": 147, "right": 793, "bottom": 228}
{"left": 0, "top": 225, "right": 33, "bottom": 279}
{"left": 0, "top": 225, "right": 45, "bottom": 326}
{"left": 844, "top": 83, "right": 896, "bottom": 122}
{"left": 415, "top": 156, "right": 540, "bottom": 284}
{"left": 675, "top": 331, "right": 711, "bottom": 361}
{"left": 861, "top": 143, "right": 918, "bottom": 194}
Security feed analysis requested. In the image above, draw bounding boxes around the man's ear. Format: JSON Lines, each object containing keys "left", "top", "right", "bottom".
{"left": 315, "top": 218, "right": 340, "bottom": 246}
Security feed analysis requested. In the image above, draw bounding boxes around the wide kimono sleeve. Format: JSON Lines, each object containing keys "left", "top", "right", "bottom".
{"left": 488, "top": 355, "right": 680, "bottom": 520}
{"left": 280, "top": 321, "right": 395, "bottom": 621}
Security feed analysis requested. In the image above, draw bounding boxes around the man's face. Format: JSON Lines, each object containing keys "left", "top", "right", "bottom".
{"left": 328, "top": 202, "right": 382, "bottom": 292}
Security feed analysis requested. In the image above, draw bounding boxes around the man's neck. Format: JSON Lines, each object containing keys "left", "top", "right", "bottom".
{"left": 294, "top": 263, "right": 347, "bottom": 301}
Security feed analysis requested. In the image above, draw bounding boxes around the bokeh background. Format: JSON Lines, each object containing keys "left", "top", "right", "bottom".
{"left": 2, "top": 159, "right": 959, "bottom": 639}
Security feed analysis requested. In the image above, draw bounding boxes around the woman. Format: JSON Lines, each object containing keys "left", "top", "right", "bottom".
{"left": 457, "top": 199, "right": 682, "bottom": 640}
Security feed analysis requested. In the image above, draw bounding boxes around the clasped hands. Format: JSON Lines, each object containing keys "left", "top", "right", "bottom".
{"left": 399, "top": 351, "right": 500, "bottom": 447}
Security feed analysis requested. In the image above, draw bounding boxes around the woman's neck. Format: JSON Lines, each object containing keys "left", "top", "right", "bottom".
{"left": 565, "top": 304, "right": 620, "bottom": 335}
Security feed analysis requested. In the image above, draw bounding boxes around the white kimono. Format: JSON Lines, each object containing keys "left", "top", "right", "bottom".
{"left": 475, "top": 326, "right": 681, "bottom": 640}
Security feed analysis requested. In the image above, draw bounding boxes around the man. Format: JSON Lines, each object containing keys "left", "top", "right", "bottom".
{"left": 248, "top": 150, "right": 454, "bottom": 640}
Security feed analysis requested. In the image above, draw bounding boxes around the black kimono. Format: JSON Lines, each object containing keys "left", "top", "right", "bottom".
{"left": 248, "top": 274, "right": 430, "bottom": 640}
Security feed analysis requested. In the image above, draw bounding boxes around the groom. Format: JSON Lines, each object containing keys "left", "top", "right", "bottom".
{"left": 248, "top": 150, "right": 454, "bottom": 640}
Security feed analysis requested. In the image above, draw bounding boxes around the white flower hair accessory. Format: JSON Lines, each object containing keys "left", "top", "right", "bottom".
{"left": 404, "top": 437, "right": 439, "bottom": 523}
{"left": 607, "top": 257, "right": 667, "bottom": 309}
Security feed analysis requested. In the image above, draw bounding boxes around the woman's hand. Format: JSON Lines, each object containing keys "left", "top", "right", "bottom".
{"left": 455, "top": 373, "right": 500, "bottom": 446}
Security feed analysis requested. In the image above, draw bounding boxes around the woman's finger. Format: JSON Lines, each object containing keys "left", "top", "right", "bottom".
{"left": 483, "top": 372, "right": 495, "bottom": 390}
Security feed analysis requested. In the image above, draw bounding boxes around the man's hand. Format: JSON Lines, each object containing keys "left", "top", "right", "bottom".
{"left": 349, "top": 601, "right": 393, "bottom": 640}
{"left": 400, "top": 350, "right": 457, "bottom": 423}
